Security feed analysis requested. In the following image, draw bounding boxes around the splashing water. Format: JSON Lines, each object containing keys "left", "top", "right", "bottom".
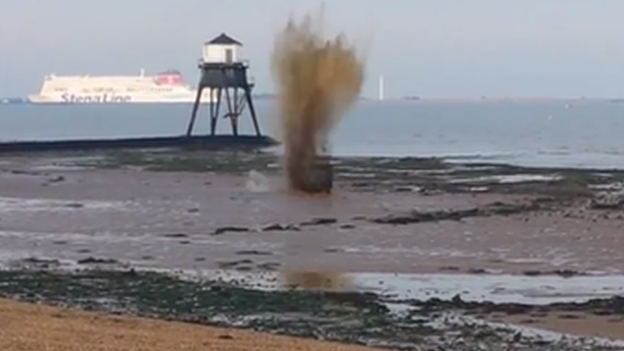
{"left": 245, "top": 169, "right": 270, "bottom": 193}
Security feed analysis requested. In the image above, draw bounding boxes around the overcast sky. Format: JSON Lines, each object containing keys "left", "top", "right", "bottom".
{"left": 1, "top": 0, "right": 623, "bottom": 98}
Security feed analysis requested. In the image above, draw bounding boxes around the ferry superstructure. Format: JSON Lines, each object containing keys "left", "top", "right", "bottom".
{"left": 28, "top": 69, "right": 211, "bottom": 104}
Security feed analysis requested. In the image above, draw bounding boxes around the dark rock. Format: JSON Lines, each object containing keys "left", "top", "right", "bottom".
{"left": 467, "top": 268, "right": 488, "bottom": 275}
{"left": 523, "top": 269, "right": 583, "bottom": 278}
{"left": 321, "top": 291, "right": 388, "bottom": 313}
{"left": 262, "top": 223, "right": 299, "bottom": 232}
{"left": 20, "top": 257, "right": 60, "bottom": 269}
{"left": 371, "top": 199, "right": 546, "bottom": 226}
{"left": 216, "top": 259, "right": 254, "bottom": 269}
{"left": 235, "top": 266, "right": 253, "bottom": 272}
{"left": 212, "top": 226, "right": 250, "bottom": 235}
{"left": 483, "top": 201, "right": 540, "bottom": 215}
{"left": 552, "top": 269, "right": 583, "bottom": 278}
{"left": 300, "top": 218, "right": 337, "bottom": 226}
{"left": 77, "top": 257, "right": 118, "bottom": 264}
{"left": 592, "top": 309, "right": 614, "bottom": 316}
{"left": 522, "top": 270, "right": 542, "bottom": 277}
{"left": 48, "top": 175, "right": 65, "bottom": 183}
{"left": 370, "top": 208, "right": 479, "bottom": 225}
{"left": 10, "top": 169, "right": 41, "bottom": 176}
{"left": 163, "top": 233, "right": 188, "bottom": 238}
{"left": 557, "top": 313, "right": 583, "bottom": 319}
{"left": 236, "top": 250, "right": 273, "bottom": 256}
{"left": 256, "top": 262, "right": 281, "bottom": 271}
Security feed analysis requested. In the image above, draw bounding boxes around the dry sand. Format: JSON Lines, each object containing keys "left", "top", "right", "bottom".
{"left": 0, "top": 298, "right": 382, "bottom": 351}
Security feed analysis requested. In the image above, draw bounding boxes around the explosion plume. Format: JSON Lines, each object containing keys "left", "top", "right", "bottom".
{"left": 271, "top": 11, "right": 365, "bottom": 194}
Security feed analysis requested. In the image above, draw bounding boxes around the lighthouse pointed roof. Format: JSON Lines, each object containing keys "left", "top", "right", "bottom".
{"left": 205, "top": 33, "right": 243, "bottom": 46}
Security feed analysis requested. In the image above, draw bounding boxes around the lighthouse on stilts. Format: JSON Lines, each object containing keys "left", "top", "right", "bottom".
{"left": 186, "top": 33, "right": 262, "bottom": 138}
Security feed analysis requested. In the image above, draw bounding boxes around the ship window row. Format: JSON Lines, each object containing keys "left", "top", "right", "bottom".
{"left": 48, "top": 87, "right": 174, "bottom": 93}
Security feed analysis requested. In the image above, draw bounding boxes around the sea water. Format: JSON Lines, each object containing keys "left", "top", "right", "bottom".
{"left": 1, "top": 99, "right": 624, "bottom": 169}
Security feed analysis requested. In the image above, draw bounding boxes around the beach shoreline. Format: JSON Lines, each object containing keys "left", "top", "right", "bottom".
{"left": 1, "top": 149, "right": 623, "bottom": 350}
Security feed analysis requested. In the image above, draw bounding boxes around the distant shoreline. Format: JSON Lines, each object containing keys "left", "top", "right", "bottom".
{"left": 3, "top": 95, "right": 624, "bottom": 105}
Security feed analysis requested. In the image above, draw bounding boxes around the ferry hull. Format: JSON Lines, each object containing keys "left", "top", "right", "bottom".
{"left": 28, "top": 93, "right": 213, "bottom": 104}
{"left": 28, "top": 70, "right": 214, "bottom": 104}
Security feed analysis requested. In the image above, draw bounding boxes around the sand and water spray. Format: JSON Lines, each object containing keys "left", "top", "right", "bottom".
{"left": 271, "top": 10, "right": 365, "bottom": 291}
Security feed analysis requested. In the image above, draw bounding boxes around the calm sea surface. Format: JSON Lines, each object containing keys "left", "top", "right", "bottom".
{"left": 1, "top": 100, "right": 624, "bottom": 169}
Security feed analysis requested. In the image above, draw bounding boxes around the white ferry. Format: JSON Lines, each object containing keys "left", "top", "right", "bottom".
{"left": 28, "top": 69, "right": 211, "bottom": 104}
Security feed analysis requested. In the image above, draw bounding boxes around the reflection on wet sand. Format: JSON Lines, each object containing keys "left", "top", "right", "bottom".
{"left": 282, "top": 271, "right": 353, "bottom": 292}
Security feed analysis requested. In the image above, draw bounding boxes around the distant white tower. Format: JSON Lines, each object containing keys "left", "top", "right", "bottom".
{"left": 188, "top": 33, "right": 262, "bottom": 138}
{"left": 378, "top": 75, "right": 385, "bottom": 101}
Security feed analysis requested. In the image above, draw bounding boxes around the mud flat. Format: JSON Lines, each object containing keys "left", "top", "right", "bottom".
{"left": 1, "top": 149, "right": 624, "bottom": 349}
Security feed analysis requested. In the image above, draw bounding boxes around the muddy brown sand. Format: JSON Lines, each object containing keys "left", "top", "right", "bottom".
{"left": 1, "top": 167, "right": 623, "bottom": 275}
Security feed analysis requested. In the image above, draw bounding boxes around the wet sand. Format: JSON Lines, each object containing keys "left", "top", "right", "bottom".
{"left": 1, "top": 150, "right": 624, "bottom": 349}
{"left": 0, "top": 298, "right": 381, "bottom": 351}
{"left": 492, "top": 313, "right": 624, "bottom": 341}
{"left": 0, "top": 163, "right": 623, "bottom": 275}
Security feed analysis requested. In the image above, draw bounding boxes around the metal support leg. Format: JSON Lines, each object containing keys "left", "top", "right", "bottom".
{"left": 224, "top": 87, "right": 238, "bottom": 136}
{"left": 186, "top": 86, "right": 203, "bottom": 136}
{"left": 236, "top": 93, "right": 247, "bottom": 115}
{"left": 245, "top": 87, "right": 261, "bottom": 136}
{"left": 210, "top": 88, "right": 223, "bottom": 136}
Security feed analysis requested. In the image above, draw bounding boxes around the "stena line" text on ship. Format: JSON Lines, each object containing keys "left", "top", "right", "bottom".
{"left": 61, "top": 93, "right": 132, "bottom": 103}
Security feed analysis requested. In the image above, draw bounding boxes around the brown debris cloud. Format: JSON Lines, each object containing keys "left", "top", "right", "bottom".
{"left": 272, "top": 10, "right": 365, "bottom": 290}
{"left": 271, "top": 11, "right": 365, "bottom": 194}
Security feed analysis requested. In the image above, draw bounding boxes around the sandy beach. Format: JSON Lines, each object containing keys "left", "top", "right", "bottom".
{"left": 1, "top": 149, "right": 624, "bottom": 350}
{"left": 0, "top": 298, "right": 383, "bottom": 351}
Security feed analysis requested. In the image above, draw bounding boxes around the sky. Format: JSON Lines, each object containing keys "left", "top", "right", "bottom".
{"left": 1, "top": 0, "right": 624, "bottom": 99}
